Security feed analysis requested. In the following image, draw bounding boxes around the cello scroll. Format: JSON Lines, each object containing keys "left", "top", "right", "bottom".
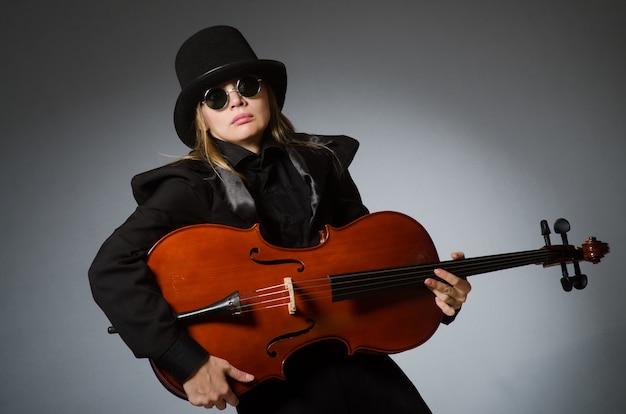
{"left": 541, "top": 218, "right": 609, "bottom": 292}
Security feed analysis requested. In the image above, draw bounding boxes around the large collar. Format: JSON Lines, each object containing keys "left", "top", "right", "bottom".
{"left": 132, "top": 134, "right": 360, "bottom": 229}
{"left": 213, "top": 136, "right": 285, "bottom": 170}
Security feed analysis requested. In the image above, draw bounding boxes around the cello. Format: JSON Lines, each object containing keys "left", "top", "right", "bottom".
{"left": 108, "top": 211, "right": 609, "bottom": 398}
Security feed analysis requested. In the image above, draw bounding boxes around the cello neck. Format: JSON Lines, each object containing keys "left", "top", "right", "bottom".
{"left": 329, "top": 247, "right": 575, "bottom": 302}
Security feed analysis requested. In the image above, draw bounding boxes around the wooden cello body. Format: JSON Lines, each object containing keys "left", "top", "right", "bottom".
{"left": 148, "top": 211, "right": 443, "bottom": 397}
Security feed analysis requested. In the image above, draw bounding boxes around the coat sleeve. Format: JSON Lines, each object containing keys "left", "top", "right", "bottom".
{"left": 289, "top": 134, "right": 370, "bottom": 230}
{"left": 88, "top": 164, "right": 213, "bottom": 383}
{"left": 319, "top": 135, "right": 370, "bottom": 227}
{"left": 326, "top": 167, "right": 370, "bottom": 227}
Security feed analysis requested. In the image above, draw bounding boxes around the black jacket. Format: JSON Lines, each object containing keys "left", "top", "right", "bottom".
{"left": 88, "top": 134, "right": 369, "bottom": 382}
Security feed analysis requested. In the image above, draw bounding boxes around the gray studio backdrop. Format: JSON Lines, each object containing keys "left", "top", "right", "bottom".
{"left": 2, "top": 1, "right": 625, "bottom": 413}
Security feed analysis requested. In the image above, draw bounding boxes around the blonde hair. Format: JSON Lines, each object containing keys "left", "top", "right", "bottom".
{"left": 183, "top": 85, "right": 297, "bottom": 174}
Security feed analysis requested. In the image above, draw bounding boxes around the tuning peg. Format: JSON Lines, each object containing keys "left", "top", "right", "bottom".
{"left": 560, "top": 276, "right": 573, "bottom": 292}
{"left": 554, "top": 218, "right": 589, "bottom": 291}
{"left": 554, "top": 218, "right": 571, "bottom": 245}
{"left": 541, "top": 219, "right": 552, "bottom": 246}
{"left": 559, "top": 261, "right": 572, "bottom": 292}
{"left": 572, "top": 273, "right": 588, "bottom": 290}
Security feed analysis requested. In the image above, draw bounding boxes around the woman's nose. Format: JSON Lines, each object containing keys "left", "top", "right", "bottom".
{"left": 226, "top": 88, "right": 244, "bottom": 107}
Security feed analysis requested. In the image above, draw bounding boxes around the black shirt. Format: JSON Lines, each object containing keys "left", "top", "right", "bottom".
{"left": 215, "top": 138, "right": 313, "bottom": 248}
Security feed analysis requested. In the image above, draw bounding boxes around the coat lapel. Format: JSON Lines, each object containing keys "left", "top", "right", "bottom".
{"left": 285, "top": 134, "right": 359, "bottom": 225}
{"left": 208, "top": 168, "right": 258, "bottom": 224}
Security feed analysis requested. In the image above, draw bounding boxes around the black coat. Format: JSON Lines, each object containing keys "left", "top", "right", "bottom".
{"left": 88, "top": 134, "right": 369, "bottom": 382}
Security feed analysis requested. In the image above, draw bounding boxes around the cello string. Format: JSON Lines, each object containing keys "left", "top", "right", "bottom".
{"left": 234, "top": 249, "right": 559, "bottom": 312}
{"left": 328, "top": 249, "right": 551, "bottom": 289}
{"left": 327, "top": 250, "right": 552, "bottom": 298}
{"left": 238, "top": 250, "right": 555, "bottom": 310}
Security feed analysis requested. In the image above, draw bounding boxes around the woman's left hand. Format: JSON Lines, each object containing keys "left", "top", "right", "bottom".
{"left": 424, "top": 251, "right": 471, "bottom": 316}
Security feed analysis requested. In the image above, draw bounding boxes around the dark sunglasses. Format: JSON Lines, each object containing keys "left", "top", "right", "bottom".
{"left": 201, "top": 76, "right": 263, "bottom": 110}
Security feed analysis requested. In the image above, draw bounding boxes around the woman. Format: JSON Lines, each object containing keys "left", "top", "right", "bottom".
{"left": 89, "top": 25, "right": 471, "bottom": 413}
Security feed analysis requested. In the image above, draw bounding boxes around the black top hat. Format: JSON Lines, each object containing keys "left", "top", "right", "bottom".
{"left": 173, "top": 26, "right": 287, "bottom": 148}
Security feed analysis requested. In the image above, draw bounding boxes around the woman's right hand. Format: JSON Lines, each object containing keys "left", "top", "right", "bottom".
{"left": 183, "top": 356, "right": 255, "bottom": 410}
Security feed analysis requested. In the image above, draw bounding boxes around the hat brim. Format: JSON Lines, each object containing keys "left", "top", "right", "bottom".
{"left": 174, "top": 59, "right": 287, "bottom": 148}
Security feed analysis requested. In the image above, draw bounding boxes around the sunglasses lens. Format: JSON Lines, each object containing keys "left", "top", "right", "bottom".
{"left": 202, "top": 77, "right": 261, "bottom": 110}
{"left": 237, "top": 76, "right": 261, "bottom": 97}
{"left": 203, "top": 88, "right": 228, "bottom": 110}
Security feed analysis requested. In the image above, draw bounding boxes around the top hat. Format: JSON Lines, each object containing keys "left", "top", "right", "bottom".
{"left": 173, "top": 26, "right": 287, "bottom": 148}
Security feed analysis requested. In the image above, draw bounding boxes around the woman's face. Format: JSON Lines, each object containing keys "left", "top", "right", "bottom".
{"left": 200, "top": 76, "right": 271, "bottom": 154}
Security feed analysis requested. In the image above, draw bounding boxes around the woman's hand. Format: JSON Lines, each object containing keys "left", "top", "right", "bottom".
{"left": 183, "top": 355, "right": 254, "bottom": 410}
{"left": 424, "top": 251, "right": 471, "bottom": 316}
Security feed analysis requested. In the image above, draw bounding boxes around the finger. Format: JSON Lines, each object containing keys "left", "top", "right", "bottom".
{"left": 214, "top": 399, "right": 227, "bottom": 410}
{"left": 427, "top": 272, "right": 466, "bottom": 306}
{"left": 433, "top": 268, "right": 462, "bottom": 288}
{"left": 187, "top": 390, "right": 211, "bottom": 407}
{"left": 221, "top": 367, "right": 253, "bottom": 407}
{"left": 220, "top": 389, "right": 239, "bottom": 408}
{"left": 424, "top": 275, "right": 449, "bottom": 296}
{"left": 435, "top": 296, "right": 457, "bottom": 317}
{"left": 429, "top": 280, "right": 459, "bottom": 303}
{"left": 451, "top": 251, "right": 465, "bottom": 260}
{"left": 227, "top": 365, "right": 255, "bottom": 383}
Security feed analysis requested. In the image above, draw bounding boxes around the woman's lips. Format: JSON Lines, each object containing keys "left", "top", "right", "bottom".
{"left": 231, "top": 113, "right": 254, "bottom": 125}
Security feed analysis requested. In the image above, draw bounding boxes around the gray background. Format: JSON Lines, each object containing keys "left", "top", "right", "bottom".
{"left": 2, "top": 1, "right": 624, "bottom": 413}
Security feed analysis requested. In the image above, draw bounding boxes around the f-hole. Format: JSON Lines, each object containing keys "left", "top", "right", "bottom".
{"left": 249, "top": 247, "right": 305, "bottom": 272}
{"left": 266, "top": 318, "right": 316, "bottom": 357}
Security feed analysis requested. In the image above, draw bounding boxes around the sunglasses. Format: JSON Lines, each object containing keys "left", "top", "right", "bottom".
{"left": 201, "top": 76, "right": 263, "bottom": 110}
